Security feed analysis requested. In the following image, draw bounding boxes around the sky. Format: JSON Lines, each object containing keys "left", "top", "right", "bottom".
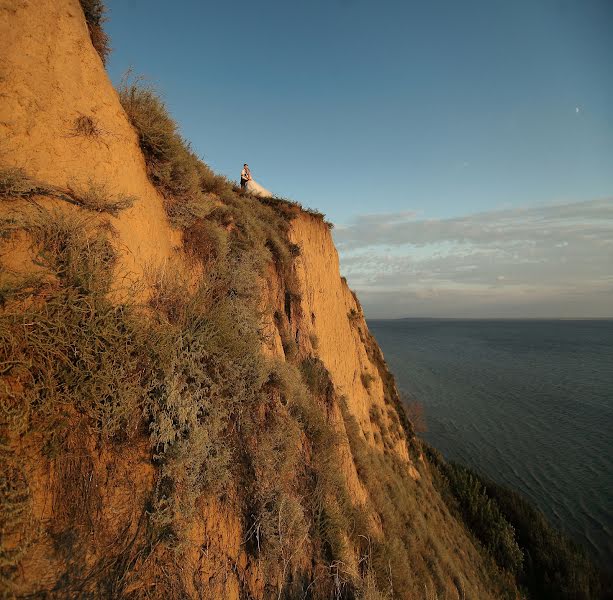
{"left": 105, "top": 0, "right": 613, "bottom": 318}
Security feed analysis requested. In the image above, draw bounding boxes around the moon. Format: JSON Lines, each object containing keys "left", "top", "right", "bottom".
{"left": 575, "top": 106, "right": 580, "bottom": 113}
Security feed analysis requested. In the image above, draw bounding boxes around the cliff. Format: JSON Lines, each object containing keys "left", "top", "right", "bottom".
{"left": 0, "top": 2, "right": 521, "bottom": 599}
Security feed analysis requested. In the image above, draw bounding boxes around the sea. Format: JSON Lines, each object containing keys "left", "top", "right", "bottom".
{"left": 368, "top": 318, "right": 613, "bottom": 568}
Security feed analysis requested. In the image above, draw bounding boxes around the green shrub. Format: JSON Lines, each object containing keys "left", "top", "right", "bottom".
{"left": 424, "top": 443, "right": 611, "bottom": 599}
{"left": 118, "top": 77, "right": 225, "bottom": 228}
{"left": 485, "top": 480, "right": 610, "bottom": 600}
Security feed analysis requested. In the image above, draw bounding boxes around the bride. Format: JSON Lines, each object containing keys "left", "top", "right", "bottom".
{"left": 241, "top": 163, "right": 273, "bottom": 198}
{"left": 245, "top": 178, "right": 273, "bottom": 198}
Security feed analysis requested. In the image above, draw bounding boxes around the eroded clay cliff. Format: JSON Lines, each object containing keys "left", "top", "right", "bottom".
{"left": 0, "top": 2, "right": 519, "bottom": 599}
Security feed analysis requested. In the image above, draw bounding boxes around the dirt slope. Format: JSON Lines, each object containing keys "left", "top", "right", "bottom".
{"left": 0, "top": 0, "right": 177, "bottom": 285}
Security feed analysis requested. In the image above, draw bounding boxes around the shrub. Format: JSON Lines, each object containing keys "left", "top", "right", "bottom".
{"left": 300, "top": 357, "right": 333, "bottom": 397}
{"left": 182, "top": 217, "right": 228, "bottom": 267}
{"left": 0, "top": 209, "right": 145, "bottom": 442}
{"left": 0, "top": 454, "right": 37, "bottom": 594}
{"left": 72, "top": 114, "right": 101, "bottom": 137}
{"left": 361, "top": 372, "right": 375, "bottom": 390}
{"left": 118, "top": 77, "right": 222, "bottom": 228}
{"left": 309, "top": 332, "right": 319, "bottom": 350}
{"left": 79, "top": 0, "right": 111, "bottom": 65}
{"left": 24, "top": 208, "right": 116, "bottom": 293}
{"left": 485, "top": 480, "right": 611, "bottom": 600}
{"left": 0, "top": 168, "right": 49, "bottom": 199}
{"left": 1, "top": 169, "right": 133, "bottom": 217}
{"left": 348, "top": 308, "right": 360, "bottom": 323}
{"left": 118, "top": 77, "right": 331, "bottom": 240}
{"left": 68, "top": 181, "right": 135, "bottom": 216}
{"left": 424, "top": 446, "right": 523, "bottom": 574}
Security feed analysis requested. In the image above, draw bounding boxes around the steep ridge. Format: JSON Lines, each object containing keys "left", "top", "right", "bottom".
{"left": 281, "top": 213, "right": 412, "bottom": 461}
{"left": 0, "top": 2, "right": 532, "bottom": 599}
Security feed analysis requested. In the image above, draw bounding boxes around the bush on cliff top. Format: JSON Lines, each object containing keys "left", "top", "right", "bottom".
{"left": 118, "top": 76, "right": 330, "bottom": 232}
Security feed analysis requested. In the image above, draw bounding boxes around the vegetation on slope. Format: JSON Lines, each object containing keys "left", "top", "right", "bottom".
{"left": 0, "top": 71, "right": 516, "bottom": 598}
{"left": 425, "top": 444, "right": 613, "bottom": 600}
{"left": 2, "top": 6, "right": 608, "bottom": 597}
{"left": 79, "top": 0, "right": 111, "bottom": 65}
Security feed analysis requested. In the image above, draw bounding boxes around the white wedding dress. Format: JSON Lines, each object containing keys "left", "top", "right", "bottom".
{"left": 245, "top": 178, "right": 273, "bottom": 198}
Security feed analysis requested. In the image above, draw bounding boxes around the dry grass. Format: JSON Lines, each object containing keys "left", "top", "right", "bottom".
{"left": 0, "top": 209, "right": 145, "bottom": 445}
{"left": 72, "top": 114, "right": 101, "bottom": 137}
{"left": 0, "top": 198, "right": 519, "bottom": 599}
{"left": 118, "top": 75, "right": 217, "bottom": 228}
{"left": 0, "top": 168, "right": 134, "bottom": 217}
{"left": 118, "top": 77, "right": 330, "bottom": 236}
{"left": 0, "top": 168, "right": 50, "bottom": 199}
{"left": 182, "top": 217, "right": 228, "bottom": 268}
{"left": 0, "top": 454, "right": 37, "bottom": 595}
{"left": 79, "top": 0, "right": 111, "bottom": 65}
{"left": 361, "top": 372, "right": 375, "bottom": 390}
{"left": 68, "top": 180, "right": 135, "bottom": 216}
{"left": 300, "top": 357, "right": 333, "bottom": 397}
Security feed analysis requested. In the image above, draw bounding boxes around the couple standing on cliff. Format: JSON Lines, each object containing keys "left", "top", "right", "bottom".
{"left": 240, "top": 163, "right": 272, "bottom": 198}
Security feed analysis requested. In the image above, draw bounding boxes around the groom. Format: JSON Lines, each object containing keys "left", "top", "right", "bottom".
{"left": 240, "top": 163, "right": 251, "bottom": 189}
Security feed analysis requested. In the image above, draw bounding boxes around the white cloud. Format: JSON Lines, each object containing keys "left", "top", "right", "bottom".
{"left": 334, "top": 198, "right": 613, "bottom": 318}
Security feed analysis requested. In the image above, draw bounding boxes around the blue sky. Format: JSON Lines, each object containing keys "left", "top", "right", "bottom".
{"left": 105, "top": 0, "right": 613, "bottom": 317}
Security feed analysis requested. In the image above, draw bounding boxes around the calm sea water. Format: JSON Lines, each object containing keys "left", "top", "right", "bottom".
{"left": 368, "top": 319, "right": 613, "bottom": 567}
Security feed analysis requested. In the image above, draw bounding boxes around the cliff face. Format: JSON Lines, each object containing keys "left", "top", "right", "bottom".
{"left": 0, "top": 0, "right": 178, "bottom": 286}
{"left": 0, "top": 2, "right": 517, "bottom": 599}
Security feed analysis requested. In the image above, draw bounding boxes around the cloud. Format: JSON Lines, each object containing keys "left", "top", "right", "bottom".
{"left": 334, "top": 198, "right": 613, "bottom": 249}
{"left": 333, "top": 198, "right": 613, "bottom": 318}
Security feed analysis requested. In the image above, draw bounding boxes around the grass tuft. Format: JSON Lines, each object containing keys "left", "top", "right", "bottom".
{"left": 73, "top": 114, "right": 101, "bottom": 137}
{"left": 0, "top": 168, "right": 49, "bottom": 199}
{"left": 68, "top": 181, "right": 135, "bottom": 216}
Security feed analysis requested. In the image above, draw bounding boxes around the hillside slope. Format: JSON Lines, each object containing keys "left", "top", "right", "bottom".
{"left": 0, "top": 1, "right": 523, "bottom": 599}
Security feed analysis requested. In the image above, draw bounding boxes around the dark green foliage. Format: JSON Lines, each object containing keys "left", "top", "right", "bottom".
{"left": 424, "top": 444, "right": 612, "bottom": 600}
{"left": 486, "top": 480, "right": 612, "bottom": 600}
{"left": 438, "top": 460, "right": 522, "bottom": 573}
{"left": 79, "top": 0, "right": 111, "bottom": 65}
